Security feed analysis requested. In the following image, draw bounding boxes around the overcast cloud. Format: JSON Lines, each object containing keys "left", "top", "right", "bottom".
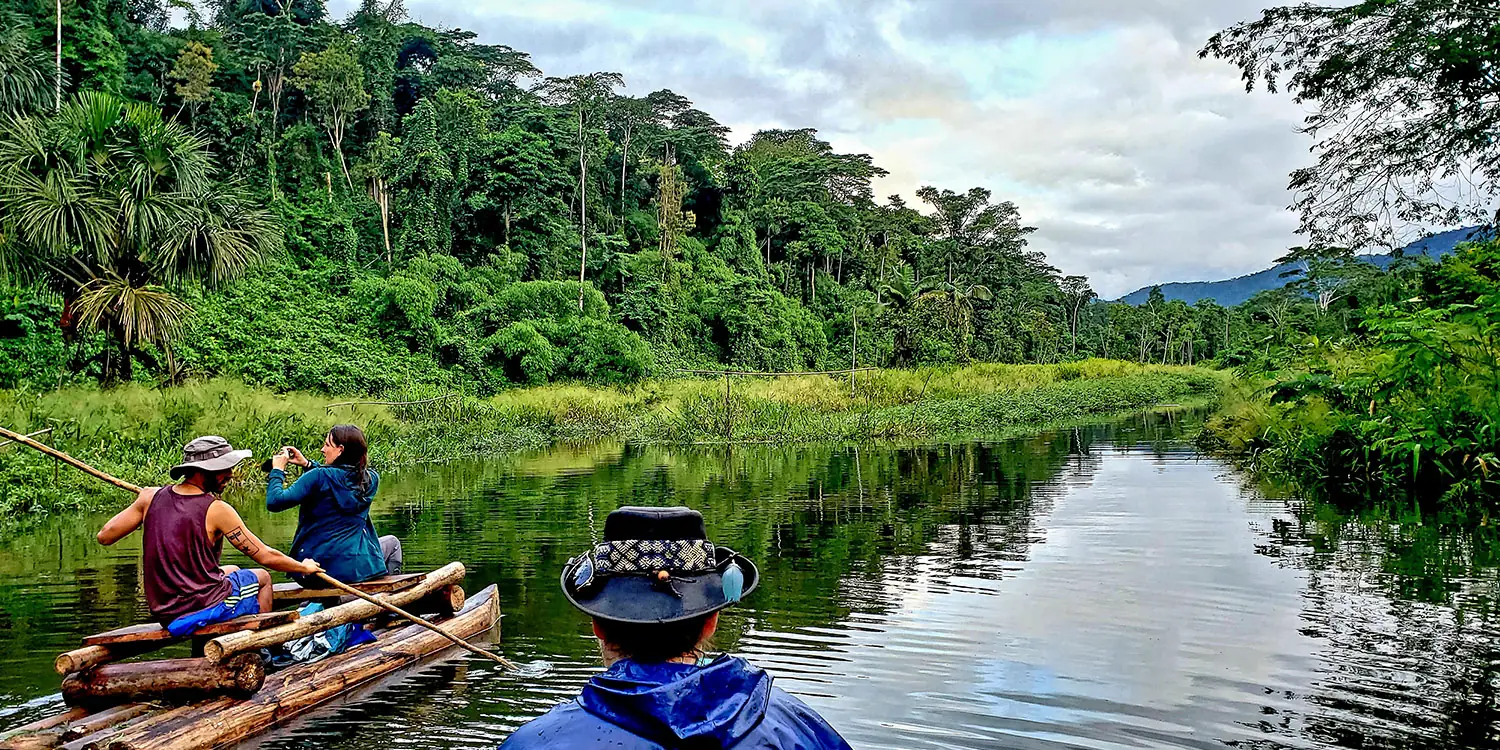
{"left": 329, "top": 0, "right": 1314, "bottom": 298}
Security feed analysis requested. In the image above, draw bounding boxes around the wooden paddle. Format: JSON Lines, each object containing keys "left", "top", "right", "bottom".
{"left": 0, "top": 425, "right": 516, "bottom": 671}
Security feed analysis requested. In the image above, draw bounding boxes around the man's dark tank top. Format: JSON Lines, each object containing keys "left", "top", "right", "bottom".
{"left": 143, "top": 485, "right": 231, "bottom": 624}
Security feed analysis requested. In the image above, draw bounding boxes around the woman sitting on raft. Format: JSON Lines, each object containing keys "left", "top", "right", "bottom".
{"left": 266, "top": 424, "right": 402, "bottom": 583}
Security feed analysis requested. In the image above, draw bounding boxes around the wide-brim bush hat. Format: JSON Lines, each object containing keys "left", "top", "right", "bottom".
{"left": 169, "top": 436, "right": 253, "bottom": 480}
{"left": 561, "top": 506, "right": 760, "bottom": 624}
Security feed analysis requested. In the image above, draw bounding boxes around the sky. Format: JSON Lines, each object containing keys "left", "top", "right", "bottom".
{"left": 329, "top": 0, "right": 1314, "bottom": 298}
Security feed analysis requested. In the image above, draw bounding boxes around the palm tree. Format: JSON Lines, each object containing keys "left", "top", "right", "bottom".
{"left": 919, "top": 277, "right": 994, "bottom": 332}
{"left": 0, "top": 92, "right": 282, "bottom": 381}
{"left": 0, "top": 12, "right": 53, "bottom": 114}
{"left": 877, "top": 260, "right": 919, "bottom": 313}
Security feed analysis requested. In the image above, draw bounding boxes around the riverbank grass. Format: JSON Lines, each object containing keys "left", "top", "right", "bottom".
{"left": 0, "top": 360, "right": 1224, "bottom": 521}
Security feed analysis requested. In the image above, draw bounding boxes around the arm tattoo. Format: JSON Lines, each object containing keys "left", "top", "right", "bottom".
{"left": 226, "top": 526, "right": 262, "bottom": 557}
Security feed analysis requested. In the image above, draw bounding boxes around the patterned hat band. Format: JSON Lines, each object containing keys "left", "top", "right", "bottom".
{"left": 588, "top": 539, "right": 718, "bottom": 576}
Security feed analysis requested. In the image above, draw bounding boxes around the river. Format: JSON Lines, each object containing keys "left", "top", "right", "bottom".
{"left": 1, "top": 412, "right": 1498, "bottom": 748}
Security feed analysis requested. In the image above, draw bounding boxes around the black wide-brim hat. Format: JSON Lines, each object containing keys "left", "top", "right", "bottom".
{"left": 560, "top": 506, "right": 760, "bottom": 624}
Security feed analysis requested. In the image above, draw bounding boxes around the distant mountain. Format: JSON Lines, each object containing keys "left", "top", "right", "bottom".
{"left": 1117, "top": 227, "right": 1489, "bottom": 307}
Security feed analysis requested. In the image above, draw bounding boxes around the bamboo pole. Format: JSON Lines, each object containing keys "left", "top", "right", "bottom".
{"left": 0, "top": 707, "right": 88, "bottom": 749}
{"left": 0, "top": 428, "right": 54, "bottom": 450}
{"left": 308, "top": 572, "right": 513, "bottom": 670}
{"left": 0, "top": 427, "right": 140, "bottom": 494}
{"left": 202, "top": 563, "right": 466, "bottom": 663}
{"left": 324, "top": 393, "right": 457, "bottom": 413}
{"left": 58, "top": 708, "right": 161, "bottom": 750}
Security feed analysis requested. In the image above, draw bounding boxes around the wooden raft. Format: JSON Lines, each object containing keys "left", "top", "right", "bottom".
{"left": 0, "top": 567, "right": 496, "bottom": 750}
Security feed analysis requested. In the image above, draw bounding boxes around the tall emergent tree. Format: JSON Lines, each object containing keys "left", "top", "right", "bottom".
{"left": 169, "top": 41, "right": 217, "bottom": 118}
{"left": 1203, "top": 0, "right": 1500, "bottom": 247}
{"left": 536, "top": 71, "right": 624, "bottom": 310}
{"left": 0, "top": 93, "right": 282, "bottom": 380}
{"left": 291, "top": 41, "right": 369, "bottom": 189}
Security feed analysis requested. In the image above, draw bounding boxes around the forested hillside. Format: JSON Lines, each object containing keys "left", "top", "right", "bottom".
{"left": 1118, "top": 227, "right": 1482, "bottom": 306}
{"left": 0, "top": 0, "right": 1087, "bottom": 394}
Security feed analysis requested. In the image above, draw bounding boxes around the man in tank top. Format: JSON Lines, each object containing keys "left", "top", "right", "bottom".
{"left": 96, "top": 436, "right": 321, "bottom": 634}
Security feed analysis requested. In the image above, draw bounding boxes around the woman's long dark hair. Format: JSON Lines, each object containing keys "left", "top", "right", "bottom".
{"left": 328, "top": 424, "right": 370, "bottom": 492}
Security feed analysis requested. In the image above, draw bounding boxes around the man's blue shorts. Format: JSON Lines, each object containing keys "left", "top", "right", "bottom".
{"left": 166, "top": 568, "right": 263, "bottom": 637}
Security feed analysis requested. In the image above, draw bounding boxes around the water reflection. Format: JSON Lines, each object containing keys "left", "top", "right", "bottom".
{"left": 0, "top": 411, "right": 1497, "bottom": 749}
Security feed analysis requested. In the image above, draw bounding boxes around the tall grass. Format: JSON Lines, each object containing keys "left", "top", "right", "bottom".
{"left": 0, "top": 360, "right": 1224, "bottom": 524}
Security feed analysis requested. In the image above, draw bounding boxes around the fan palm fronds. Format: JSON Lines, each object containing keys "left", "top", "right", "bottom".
{"left": 73, "top": 273, "right": 192, "bottom": 349}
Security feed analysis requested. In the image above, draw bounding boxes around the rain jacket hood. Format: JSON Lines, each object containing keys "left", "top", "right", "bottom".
{"left": 500, "top": 656, "right": 851, "bottom": 749}
{"left": 581, "top": 657, "right": 770, "bottom": 746}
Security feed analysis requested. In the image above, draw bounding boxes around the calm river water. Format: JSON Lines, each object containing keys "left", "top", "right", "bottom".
{"left": 2, "top": 412, "right": 1498, "bottom": 748}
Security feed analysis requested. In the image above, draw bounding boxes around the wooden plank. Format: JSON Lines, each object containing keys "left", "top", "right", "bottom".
{"left": 104, "top": 586, "right": 500, "bottom": 750}
{"left": 205, "top": 564, "right": 464, "bottom": 663}
{"left": 81, "top": 612, "right": 297, "bottom": 648}
{"left": 272, "top": 573, "right": 423, "bottom": 602}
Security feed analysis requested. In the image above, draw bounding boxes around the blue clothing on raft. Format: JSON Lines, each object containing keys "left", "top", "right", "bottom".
{"left": 265, "top": 460, "right": 385, "bottom": 583}
{"left": 499, "top": 656, "right": 852, "bottom": 750}
{"left": 165, "top": 568, "right": 262, "bottom": 637}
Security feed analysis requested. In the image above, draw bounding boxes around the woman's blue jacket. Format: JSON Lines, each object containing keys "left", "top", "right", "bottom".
{"left": 266, "top": 461, "right": 385, "bottom": 583}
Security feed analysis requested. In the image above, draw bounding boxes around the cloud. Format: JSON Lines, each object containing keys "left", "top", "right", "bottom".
{"left": 333, "top": 0, "right": 1312, "bottom": 298}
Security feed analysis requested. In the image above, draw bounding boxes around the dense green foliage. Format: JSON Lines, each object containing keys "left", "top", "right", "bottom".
{"left": 1193, "top": 0, "right": 1500, "bottom": 507}
{"left": 0, "top": 0, "right": 1162, "bottom": 394}
{"left": 0, "top": 363, "right": 1219, "bottom": 523}
{"left": 1204, "top": 239, "right": 1500, "bottom": 504}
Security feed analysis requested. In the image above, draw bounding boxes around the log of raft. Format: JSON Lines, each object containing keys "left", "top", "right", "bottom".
{"left": 410, "top": 584, "right": 466, "bottom": 616}
{"left": 202, "top": 561, "right": 465, "bottom": 664}
{"left": 55, "top": 645, "right": 155, "bottom": 677}
{"left": 57, "top": 707, "right": 159, "bottom": 750}
{"left": 0, "top": 708, "right": 88, "bottom": 750}
{"left": 62, "top": 654, "right": 265, "bottom": 709}
{"left": 57, "top": 708, "right": 152, "bottom": 743}
{"left": 102, "top": 585, "right": 499, "bottom": 750}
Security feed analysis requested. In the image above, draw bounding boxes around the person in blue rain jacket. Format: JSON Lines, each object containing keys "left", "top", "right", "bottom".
{"left": 499, "top": 506, "right": 852, "bottom": 750}
{"left": 266, "top": 424, "right": 401, "bottom": 584}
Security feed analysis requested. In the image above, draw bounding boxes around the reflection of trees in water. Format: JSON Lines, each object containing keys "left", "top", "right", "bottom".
{"left": 1247, "top": 496, "right": 1500, "bottom": 749}
{"left": 375, "top": 412, "right": 1205, "bottom": 659}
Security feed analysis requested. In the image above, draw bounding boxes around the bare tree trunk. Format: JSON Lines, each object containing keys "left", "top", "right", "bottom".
{"left": 619, "top": 124, "right": 630, "bottom": 218}
{"left": 54, "top": 0, "right": 61, "bottom": 111}
{"left": 850, "top": 310, "right": 858, "bottom": 396}
{"left": 577, "top": 109, "right": 588, "bottom": 312}
{"left": 330, "top": 124, "right": 352, "bottom": 190}
{"left": 377, "top": 180, "right": 391, "bottom": 264}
